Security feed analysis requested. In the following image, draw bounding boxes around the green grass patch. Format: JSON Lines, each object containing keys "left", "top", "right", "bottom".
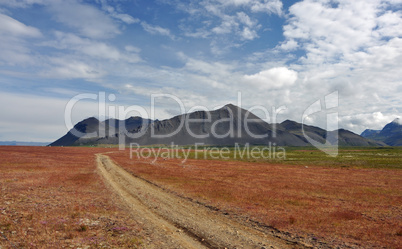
{"left": 175, "top": 146, "right": 402, "bottom": 169}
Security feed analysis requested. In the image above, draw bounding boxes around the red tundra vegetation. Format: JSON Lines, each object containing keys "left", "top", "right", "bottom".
{"left": 0, "top": 146, "right": 146, "bottom": 248}
{"left": 1, "top": 146, "right": 401, "bottom": 248}
{"left": 109, "top": 150, "right": 402, "bottom": 248}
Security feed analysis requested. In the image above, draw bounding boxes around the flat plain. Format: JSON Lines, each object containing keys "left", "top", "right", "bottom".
{"left": 1, "top": 146, "right": 401, "bottom": 248}
{"left": 110, "top": 146, "right": 402, "bottom": 248}
{"left": 0, "top": 146, "right": 147, "bottom": 248}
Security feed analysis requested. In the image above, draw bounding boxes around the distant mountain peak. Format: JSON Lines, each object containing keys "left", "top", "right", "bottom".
{"left": 82, "top": 116, "right": 99, "bottom": 122}
{"left": 361, "top": 118, "right": 402, "bottom": 146}
{"left": 392, "top": 118, "right": 402, "bottom": 125}
{"left": 224, "top": 103, "right": 236, "bottom": 108}
{"left": 127, "top": 116, "right": 143, "bottom": 120}
{"left": 361, "top": 129, "right": 380, "bottom": 138}
{"left": 220, "top": 103, "right": 239, "bottom": 111}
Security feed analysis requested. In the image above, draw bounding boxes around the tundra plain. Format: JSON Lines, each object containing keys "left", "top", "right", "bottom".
{"left": 1, "top": 146, "right": 401, "bottom": 248}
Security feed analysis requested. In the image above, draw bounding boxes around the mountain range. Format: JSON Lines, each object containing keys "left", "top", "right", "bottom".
{"left": 361, "top": 118, "right": 402, "bottom": 146}
{"left": 50, "top": 104, "right": 385, "bottom": 147}
{"left": 0, "top": 141, "right": 49, "bottom": 146}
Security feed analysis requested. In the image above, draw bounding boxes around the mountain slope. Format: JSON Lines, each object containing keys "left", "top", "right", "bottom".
{"left": 361, "top": 129, "right": 380, "bottom": 138}
{"left": 278, "top": 120, "right": 384, "bottom": 146}
{"left": 50, "top": 117, "right": 102, "bottom": 146}
{"left": 97, "top": 104, "right": 309, "bottom": 146}
{"left": 361, "top": 118, "right": 402, "bottom": 146}
{"left": 49, "top": 117, "right": 152, "bottom": 146}
{"left": 50, "top": 104, "right": 385, "bottom": 147}
{"left": 335, "top": 129, "right": 385, "bottom": 146}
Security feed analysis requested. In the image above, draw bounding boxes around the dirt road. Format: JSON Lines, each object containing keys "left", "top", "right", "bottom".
{"left": 96, "top": 153, "right": 301, "bottom": 248}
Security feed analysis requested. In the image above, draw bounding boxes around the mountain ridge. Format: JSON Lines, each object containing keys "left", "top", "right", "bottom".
{"left": 361, "top": 118, "right": 402, "bottom": 146}
{"left": 0, "top": 141, "right": 50, "bottom": 146}
{"left": 50, "top": 104, "right": 385, "bottom": 147}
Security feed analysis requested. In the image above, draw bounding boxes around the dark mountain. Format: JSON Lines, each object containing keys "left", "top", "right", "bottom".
{"left": 335, "top": 129, "right": 385, "bottom": 146}
{"left": 278, "top": 120, "right": 327, "bottom": 144}
{"left": 278, "top": 120, "right": 384, "bottom": 146}
{"left": 50, "top": 104, "right": 384, "bottom": 147}
{"left": 96, "top": 104, "right": 309, "bottom": 146}
{"left": 49, "top": 116, "right": 152, "bottom": 146}
{"left": 104, "top": 116, "right": 149, "bottom": 132}
{"left": 361, "top": 118, "right": 402, "bottom": 146}
{"left": 50, "top": 117, "right": 101, "bottom": 146}
{"left": 361, "top": 129, "right": 381, "bottom": 138}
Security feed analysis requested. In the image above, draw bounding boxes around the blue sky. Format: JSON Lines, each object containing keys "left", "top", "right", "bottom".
{"left": 0, "top": 0, "right": 401, "bottom": 142}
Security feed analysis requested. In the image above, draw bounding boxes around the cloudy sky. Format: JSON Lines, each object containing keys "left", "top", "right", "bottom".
{"left": 0, "top": 0, "right": 401, "bottom": 142}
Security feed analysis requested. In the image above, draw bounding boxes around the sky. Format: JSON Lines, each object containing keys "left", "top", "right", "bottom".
{"left": 0, "top": 0, "right": 401, "bottom": 142}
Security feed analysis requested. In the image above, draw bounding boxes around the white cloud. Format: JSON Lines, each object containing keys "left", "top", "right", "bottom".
{"left": 212, "top": 0, "right": 283, "bottom": 14}
{"left": 0, "top": 13, "right": 42, "bottom": 37}
{"left": 98, "top": 0, "right": 139, "bottom": 24}
{"left": 284, "top": 1, "right": 376, "bottom": 59}
{"left": 376, "top": 10, "right": 402, "bottom": 37}
{"left": 31, "top": 29, "right": 143, "bottom": 80}
{"left": 216, "top": 0, "right": 254, "bottom": 6}
{"left": 0, "top": 13, "right": 42, "bottom": 65}
{"left": 203, "top": 0, "right": 283, "bottom": 15}
{"left": 0, "top": 43, "right": 32, "bottom": 65}
{"left": 183, "top": 56, "right": 235, "bottom": 78}
{"left": 244, "top": 67, "right": 298, "bottom": 90}
{"left": 251, "top": 0, "right": 283, "bottom": 15}
{"left": 211, "top": 12, "right": 261, "bottom": 40}
{"left": 279, "top": 39, "right": 298, "bottom": 51}
{"left": 1, "top": 0, "right": 401, "bottom": 139}
{"left": 173, "top": 0, "right": 282, "bottom": 51}
{"left": 141, "top": 21, "right": 175, "bottom": 39}
{"left": 42, "top": 31, "right": 141, "bottom": 63}
{"left": 236, "top": 12, "right": 260, "bottom": 39}
{"left": 241, "top": 27, "right": 258, "bottom": 40}
{"left": 212, "top": 15, "right": 237, "bottom": 34}
{"left": 0, "top": 0, "right": 45, "bottom": 8}
{"left": 277, "top": 0, "right": 402, "bottom": 131}
{"left": 236, "top": 12, "right": 254, "bottom": 27}
{"left": 340, "top": 111, "right": 401, "bottom": 134}
{"left": 183, "top": 28, "right": 211, "bottom": 38}
{"left": 48, "top": 0, "right": 121, "bottom": 39}
{"left": 40, "top": 57, "right": 105, "bottom": 80}
{"left": 125, "top": 45, "right": 141, "bottom": 53}
{"left": 113, "top": 13, "right": 139, "bottom": 24}
{"left": 125, "top": 84, "right": 211, "bottom": 109}
{"left": 50, "top": 32, "right": 119, "bottom": 59}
